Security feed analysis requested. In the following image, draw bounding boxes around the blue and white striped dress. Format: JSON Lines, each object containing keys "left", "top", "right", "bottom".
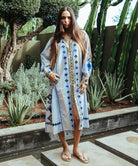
{"left": 40, "top": 31, "right": 92, "bottom": 134}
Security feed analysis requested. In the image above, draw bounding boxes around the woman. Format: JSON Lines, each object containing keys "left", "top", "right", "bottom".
{"left": 40, "top": 6, "right": 92, "bottom": 163}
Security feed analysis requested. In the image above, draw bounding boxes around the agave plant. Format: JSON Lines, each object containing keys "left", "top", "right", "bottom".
{"left": 100, "top": 72, "right": 129, "bottom": 102}
{"left": 5, "top": 93, "right": 37, "bottom": 127}
{"left": 87, "top": 70, "right": 104, "bottom": 112}
{"left": 88, "top": 84, "right": 104, "bottom": 112}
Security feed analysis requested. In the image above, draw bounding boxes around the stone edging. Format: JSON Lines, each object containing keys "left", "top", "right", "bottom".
{"left": 0, "top": 106, "right": 138, "bottom": 158}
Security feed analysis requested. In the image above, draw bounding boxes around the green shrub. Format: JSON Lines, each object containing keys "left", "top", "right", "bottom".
{"left": 13, "top": 63, "right": 49, "bottom": 103}
{"left": 0, "top": 81, "right": 16, "bottom": 96}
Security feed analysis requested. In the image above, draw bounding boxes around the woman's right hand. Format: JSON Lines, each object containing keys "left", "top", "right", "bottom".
{"left": 49, "top": 73, "right": 60, "bottom": 84}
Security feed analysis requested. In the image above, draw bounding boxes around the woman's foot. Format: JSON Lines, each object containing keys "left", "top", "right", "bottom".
{"left": 73, "top": 150, "right": 88, "bottom": 163}
{"left": 61, "top": 147, "right": 71, "bottom": 162}
{"left": 61, "top": 149, "right": 71, "bottom": 162}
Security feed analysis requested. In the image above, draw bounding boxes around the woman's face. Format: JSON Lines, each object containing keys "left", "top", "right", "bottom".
{"left": 61, "top": 10, "right": 71, "bottom": 29}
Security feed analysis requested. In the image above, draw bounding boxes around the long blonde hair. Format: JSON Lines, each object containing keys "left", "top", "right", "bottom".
{"left": 50, "top": 6, "right": 86, "bottom": 69}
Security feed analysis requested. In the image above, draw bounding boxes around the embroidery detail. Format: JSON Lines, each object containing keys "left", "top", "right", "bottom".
{"left": 81, "top": 77, "right": 89, "bottom": 85}
{"left": 46, "top": 69, "right": 53, "bottom": 78}
{"left": 87, "top": 62, "right": 92, "bottom": 71}
{"left": 46, "top": 122, "right": 61, "bottom": 126}
{"left": 67, "top": 40, "right": 82, "bottom": 127}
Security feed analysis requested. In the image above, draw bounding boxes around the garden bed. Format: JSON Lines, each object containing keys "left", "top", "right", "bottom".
{"left": 0, "top": 98, "right": 136, "bottom": 129}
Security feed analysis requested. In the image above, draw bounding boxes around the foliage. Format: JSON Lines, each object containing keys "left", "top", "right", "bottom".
{"left": 36, "top": 0, "right": 80, "bottom": 26}
{"left": 0, "top": 110, "right": 9, "bottom": 116}
{"left": 0, "top": 92, "right": 5, "bottom": 106}
{"left": 87, "top": 70, "right": 104, "bottom": 112}
{"left": 107, "top": 0, "right": 132, "bottom": 73}
{"left": 40, "top": 25, "right": 56, "bottom": 34}
{"left": 0, "top": 63, "right": 49, "bottom": 107}
{"left": 100, "top": 72, "right": 125, "bottom": 102}
{"left": 13, "top": 63, "right": 49, "bottom": 103}
{"left": 118, "top": 1, "right": 138, "bottom": 76}
{"left": 0, "top": 0, "right": 40, "bottom": 25}
{"left": 0, "top": 0, "right": 82, "bottom": 82}
{"left": 18, "top": 18, "right": 43, "bottom": 37}
{"left": 5, "top": 93, "right": 37, "bottom": 127}
{"left": 0, "top": 19, "right": 10, "bottom": 40}
{"left": 0, "top": 81, "right": 16, "bottom": 96}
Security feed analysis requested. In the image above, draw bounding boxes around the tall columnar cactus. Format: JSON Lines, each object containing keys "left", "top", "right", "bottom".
{"left": 107, "top": 0, "right": 132, "bottom": 73}
{"left": 84, "top": 0, "right": 100, "bottom": 43}
{"left": 131, "top": 50, "right": 138, "bottom": 104}
{"left": 118, "top": 1, "right": 138, "bottom": 76}
{"left": 93, "top": 0, "right": 112, "bottom": 69}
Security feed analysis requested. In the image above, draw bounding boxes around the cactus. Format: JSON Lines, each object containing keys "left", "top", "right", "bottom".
{"left": 131, "top": 50, "right": 138, "bottom": 104}
{"left": 93, "top": 0, "right": 112, "bottom": 69}
{"left": 84, "top": 0, "right": 100, "bottom": 43}
{"left": 110, "top": 0, "right": 123, "bottom": 6}
{"left": 107, "top": 0, "right": 132, "bottom": 73}
{"left": 118, "top": 1, "right": 138, "bottom": 76}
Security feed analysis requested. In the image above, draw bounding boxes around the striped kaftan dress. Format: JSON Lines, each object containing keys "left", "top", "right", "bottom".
{"left": 40, "top": 30, "right": 92, "bottom": 134}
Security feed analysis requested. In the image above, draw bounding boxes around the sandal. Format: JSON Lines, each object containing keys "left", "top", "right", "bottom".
{"left": 73, "top": 152, "right": 88, "bottom": 164}
{"left": 61, "top": 152, "right": 72, "bottom": 162}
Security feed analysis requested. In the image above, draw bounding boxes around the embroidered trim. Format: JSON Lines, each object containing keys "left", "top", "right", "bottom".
{"left": 46, "top": 69, "right": 53, "bottom": 78}
{"left": 81, "top": 77, "right": 89, "bottom": 85}
{"left": 68, "top": 40, "right": 81, "bottom": 127}
{"left": 83, "top": 117, "right": 89, "bottom": 120}
{"left": 45, "top": 122, "right": 61, "bottom": 126}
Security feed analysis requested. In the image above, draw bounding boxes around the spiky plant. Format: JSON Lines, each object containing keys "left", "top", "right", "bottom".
{"left": 87, "top": 70, "right": 104, "bottom": 112}
{"left": 89, "top": 83, "right": 104, "bottom": 112}
{"left": 5, "top": 93, "right": 37, "bottom": 127}
{"left": 100, "top": 72, "right": 126, "bottom": 102}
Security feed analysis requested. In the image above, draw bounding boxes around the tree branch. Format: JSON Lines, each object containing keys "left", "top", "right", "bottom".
{"left": 17, "top": 24, "right": 47, "bottom": 45}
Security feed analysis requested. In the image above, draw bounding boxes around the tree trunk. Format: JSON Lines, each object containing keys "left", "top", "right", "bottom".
{"left": 0, "top": 23, "right": 46, "bottom": 82}
{"left": 0, "top": 22, "right": 18, "bottom": 82}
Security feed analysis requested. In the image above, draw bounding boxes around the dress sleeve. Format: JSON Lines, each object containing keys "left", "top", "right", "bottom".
{"left": 81, "top": 31, "right": 92, "bottom": 85}
{"left": 40, "top": 37, "right": 53, "bottom": 77}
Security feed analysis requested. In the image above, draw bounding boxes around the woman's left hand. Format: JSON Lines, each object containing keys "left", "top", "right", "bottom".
{"left": 78, "top": 83, "right": 87, "bottom": 95}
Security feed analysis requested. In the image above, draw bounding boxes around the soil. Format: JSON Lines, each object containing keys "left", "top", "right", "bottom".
{"left": 0, "top": 98, "right": 137, "bottom": 129}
